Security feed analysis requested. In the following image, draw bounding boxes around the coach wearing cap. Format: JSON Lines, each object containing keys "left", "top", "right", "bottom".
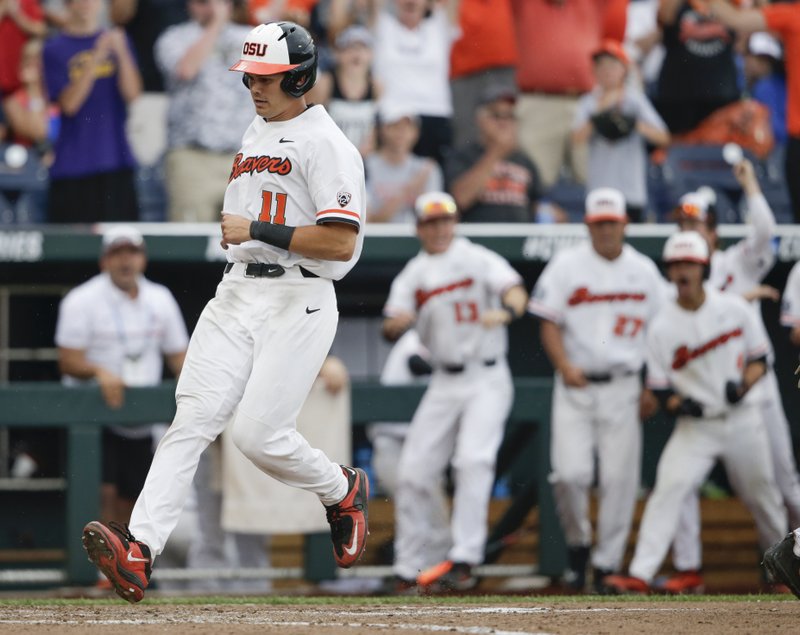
{"left": 55, "top": 226, "right": 189, "bottom": 524}
{"left": 528, "top": 187, "right": 666, "bottom": 593}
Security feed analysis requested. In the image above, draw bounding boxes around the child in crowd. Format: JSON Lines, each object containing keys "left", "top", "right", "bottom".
{"left": 572, "top": 39, "right": 670, "bottom": 222}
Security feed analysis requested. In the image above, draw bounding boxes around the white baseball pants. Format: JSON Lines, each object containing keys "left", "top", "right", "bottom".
{"left": 671, "top": 368, "right": 800, "bottom": 571}
{"left": 549, "top": 374, "right": 642, "bottom": 572}
{"left": 130, "top": 270, "right": 347, "bottom": 555}
{"left": 393, "top": 362, "right": 513, "bottom": 579}
{"left": 629, "top": 404, "right": 786, "bottom": 582}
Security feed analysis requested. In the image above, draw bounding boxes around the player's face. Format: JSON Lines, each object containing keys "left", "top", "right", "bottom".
{"left": 667, "top": 261, "right": 704, "bottom": 300}
{"left": 593, "top": 55, "right": 626, "bottom": 90}
{"left": 244, "top": 73, "right": 305, "bottom": 121}
{"left": 417, "top": 216, "right": 456, "bottom": 254}
{"left": 587, "top": 220, "right": 625, "bottom": 260}
{"left": 101, "top": 246, "right": 146, "bottom": 294}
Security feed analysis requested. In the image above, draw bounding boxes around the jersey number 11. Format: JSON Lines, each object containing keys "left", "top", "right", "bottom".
{"left": 260, "top": 190, "right": 287, "bottom": 224}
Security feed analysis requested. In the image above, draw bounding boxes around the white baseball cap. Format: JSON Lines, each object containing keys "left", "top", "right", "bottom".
{"left": 102, "top": 225, "right": 145, "bottom": 254}
{"left": 415, "top": 191, "right": 458, "bottom": 222}
{"left": 677, "top": 192, "right": 709, "bottom": 222}
{"left": 335, "top": 25, "right": 373, "bottom": 49}
{"left": 748, "top": 32, "right": 782, "bottom": 60}
{"left": 584, "top": 187, "right": 627, "bottom": 223}
{"left": 662, "top": 231, "right": 709, "bottom": 264}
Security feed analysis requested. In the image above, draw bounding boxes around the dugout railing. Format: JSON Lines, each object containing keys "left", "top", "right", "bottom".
{"left": 0, "top": 379, "right": 563, "bottom": 587}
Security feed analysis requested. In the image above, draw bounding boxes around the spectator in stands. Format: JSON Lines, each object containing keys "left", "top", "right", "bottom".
{"left": 366, "top": 105, "right": 443, "bottom": 223}
{"left": 624, "top": 0, "right": 664, "bottom": 92}
{"left": 310, "top": 24, "right": 380, "bottom": 157}
{"left": 572, "top": 40, "right": 669, "bottom": 222}
{"left": 155, "top": 0, "right": 252, "bottom": 222}
{"left": 701, "top": 0, "right": 800, "bottom": 224}
{"left": 447, "top": 85, "right": 542, "bottom": 223}
{"left": 110, "top": 0, "right": 187, "bottom": 168}
{"left": 0, "top": 0, "right": 46, "bottom": 99}
{"left": 449, "top": 0, "right": 517, "bottom": 150}
{"left": 2, "top": 38, "right": 56, "bottom": 153}
{"left": 247, "top": 0, "right": 317, "bottom": 26}
{"left": 511, "top": 0, "right": 628, "bottom": 189}
{"left": 55, "top": 226, "right": 188, "bottom": 526}
{"left": 327, "top": 0, "right": 376, "bottom": 44}
{"left": 43, "top": 0, "right": 142, "bottom": 223}
{"left": 367, "top": 0, "right": 462, "bottom": 169}
{"left": 654, "top": 0, "right": 739, "bottom": 135}
{"left": 743, "top": 32, "right": 787, "bottom": 148}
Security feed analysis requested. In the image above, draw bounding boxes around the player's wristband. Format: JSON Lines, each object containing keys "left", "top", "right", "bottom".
{"left": 249, "top": 221, "right": 295, "bottom": 251}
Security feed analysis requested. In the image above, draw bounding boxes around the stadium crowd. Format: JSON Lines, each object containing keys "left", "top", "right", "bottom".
{"left": 0, "top": 0, "right": 797, "bottom": 224}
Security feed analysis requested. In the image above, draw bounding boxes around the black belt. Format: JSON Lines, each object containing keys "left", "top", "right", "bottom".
{"left": 442, "top": 359, "right": 497, "bottom": 374}
{"left": 224, "top": 263, "right": 318, "bottom": 278}
{"left": 584, "top": 369, "right": 639, "bottom": 383}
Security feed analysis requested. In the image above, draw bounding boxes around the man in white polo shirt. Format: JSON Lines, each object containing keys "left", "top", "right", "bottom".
{"left": 55, "top": 225, "right": 189, "bottom": 524}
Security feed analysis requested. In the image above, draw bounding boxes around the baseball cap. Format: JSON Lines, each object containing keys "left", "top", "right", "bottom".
{"left": 592, "top": 39, "right": 629, "bottom": 66}
{"left": 748, "top": 32, "right": 782, "bottom": 60}
{"left": 102, "top": 225, "right": 145, "bottom": 255}
{"left": 662, "top": 231, "right": 709, "bottom": 264}
{"left": 676, "top": 192, "right": 709, "bottom": 222}
{"left": 378, "top": 103, "right": 420, "bottom": 126}
{"left": 584, "top": 187, "right": 627, "bottom": 223}
{"left": 415, "top": 191, "right": 458, "bottom": 222}
{"left": 478, "top": 84, "right": 518, "bottom": 108}
{"left": 335, "top": 25, "right": 373, "bottom": 49}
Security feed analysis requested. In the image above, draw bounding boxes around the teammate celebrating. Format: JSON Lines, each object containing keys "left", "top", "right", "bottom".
{"left": 665, "top": 159, "right": 800, "bottom": 593}
{"left": 528, "top": 187, "right": 665, "bottom": 593}
{"left": 604, "top": 231, "right": 786, "bottom": 594}
{"left": 382, "top": 191, "right": 528, "bottom": 593}
{"left": 81, "top": 22, "right": 369, "bottom": 603}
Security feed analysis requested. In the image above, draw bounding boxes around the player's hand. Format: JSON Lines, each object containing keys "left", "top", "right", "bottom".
{"left": 220, "top": 213, "right": 253, "bottom": 248}
{"left": 383, "top": 312, "right": 415, "bottom": 341}
{"left": 743, "top": 284, "right": 780, "bottom": 303}
{"left": 560, "top": 364, "right": 588, "bottom": 388}
{"left": 95, "top": 367, "right": 125, "bottom": 409}
{"left": 639, "top": 388, "right": 659, "bottom": 421}
{"left": 725, "top": 380, "right": 744, "bottom": 404}
{"left": 481, "top": 308, "right": 513, "bottom": 328}
{"left": 732, "top": 159, "right": 759, "bottom": 195}
{"left": 675, "top": 397, "right": 704, "bottom": 418}
{"left": 317, "top": 356, "right": 349, "bottom": 394}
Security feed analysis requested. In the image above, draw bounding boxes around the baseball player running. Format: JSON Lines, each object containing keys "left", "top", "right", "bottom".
{"left": 528, "top": 187, "right": 665, "bottom": 593}
{"left": 382, "top": 191, "right": 528, "bottom": 593}
{"left": 604, "top": 231, "right": 786, "bottom": 594}
{"left": 665, "top": 159, "right": 800, "bottom": 593}
{"left": 81, "top": 22, "right": 370, "bottom": 603}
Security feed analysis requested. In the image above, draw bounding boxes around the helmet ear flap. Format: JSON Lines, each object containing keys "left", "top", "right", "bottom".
{"left": 242, "top": 74, "right": 251, "bottom": 89}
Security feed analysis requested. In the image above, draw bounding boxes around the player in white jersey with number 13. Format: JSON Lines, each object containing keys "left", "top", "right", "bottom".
{"left": 81, "top": 22, "right": 370, "bottom": 603}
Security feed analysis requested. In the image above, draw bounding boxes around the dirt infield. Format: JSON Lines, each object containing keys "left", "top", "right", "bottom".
{"left": 0, "top": 597, "right": 798, "bottom": 634}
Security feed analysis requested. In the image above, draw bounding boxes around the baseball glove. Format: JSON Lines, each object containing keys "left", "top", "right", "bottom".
{"left": 591, "top": 109, "right": 637, "bottom": 142}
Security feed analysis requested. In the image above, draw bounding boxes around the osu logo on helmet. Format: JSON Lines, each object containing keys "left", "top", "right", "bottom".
{"left": 243, "top": 42, "right": 268, "bottom": 57}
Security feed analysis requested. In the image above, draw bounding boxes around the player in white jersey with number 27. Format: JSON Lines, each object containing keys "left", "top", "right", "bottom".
{"left": 528, "top": 187, "right": 665, "bottom": 593}
{"left": 82, "top": 22, "right": 370, "bottom": 603}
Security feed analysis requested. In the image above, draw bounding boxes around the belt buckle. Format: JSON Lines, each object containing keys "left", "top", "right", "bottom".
{"left": 243, "top": 264, "right": 257, "bottom": 278}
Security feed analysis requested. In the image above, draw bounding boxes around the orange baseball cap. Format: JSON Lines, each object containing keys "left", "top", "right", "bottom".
{"left": 592, "top": 39, "right": 630, "bottom": 66}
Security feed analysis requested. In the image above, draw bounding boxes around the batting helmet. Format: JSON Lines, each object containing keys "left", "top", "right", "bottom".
{"left": 662, "top": 231, "right": 709, "bottom": 265}
{"left": 230, "top": 22, "right": 318, "bottom": 98}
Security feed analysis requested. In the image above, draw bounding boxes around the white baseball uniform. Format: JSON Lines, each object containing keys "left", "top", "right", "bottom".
{"left": 129, "top": 104, "right": 366, "bottom": 555}
{"left": 781, "top": 259, "right": 800, "bottom": 332}
{"left": 671, "top": 192, "right": 800, "bottom": 573}
{"left": 628, "top": 288, "right": 786, "bottom": 582}
{"left": 384, "top": 237, "right": 522, "bottom": 578}
{"left": 528, "top": 241, "right": 665, "bottom": 573}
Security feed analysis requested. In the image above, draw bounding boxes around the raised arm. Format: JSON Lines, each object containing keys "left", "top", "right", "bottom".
{"left": 705, "top": 0, "right": 767, "bottom": 33}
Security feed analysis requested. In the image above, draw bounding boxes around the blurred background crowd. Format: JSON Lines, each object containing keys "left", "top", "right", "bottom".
{"left": 0, "top": 0, "right": 797, "bottom": 227}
